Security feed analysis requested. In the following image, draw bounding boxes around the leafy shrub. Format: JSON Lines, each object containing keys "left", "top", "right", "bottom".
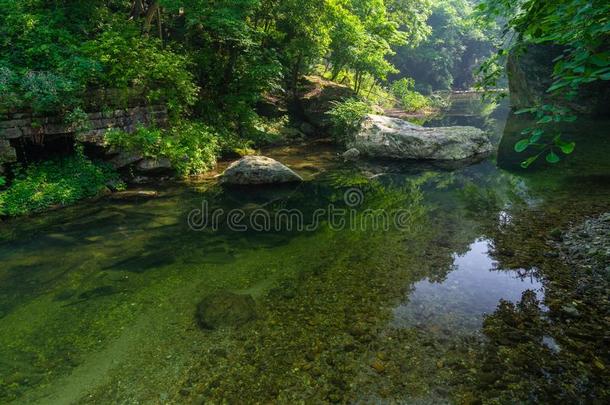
{"left": 0, "top": 67, "right": 20, "bottom": 113}
{"left": 20, "top": 71, "right": 83, "bottom": 114}
{"left": 428, "top": 92, "right": 452, "bottom": 110}
{"left": 166, "top": 122, "right": 221, "bottom": 175}
{"left": 327, "top": 98, "right": 373, "bottom": 143}
{"left": 105, "top": 122, "right": 221, "bottom": 176}
{"left": 82, "top": 29, "right": 198, "bottom": 117}
{"left": 0, "top": 151, "right": 122, "bottom": 217}
{"left": 390, "top": 78, "right": 431, "bottom": 112}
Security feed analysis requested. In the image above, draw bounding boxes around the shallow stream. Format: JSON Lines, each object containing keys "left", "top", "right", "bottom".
{"left": 1, "top": 95, "right": 609, "bottom": 403}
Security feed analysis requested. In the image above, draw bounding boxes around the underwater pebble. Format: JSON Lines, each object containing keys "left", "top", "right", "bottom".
{"left": 370, "top": 360, "right": 385, "bottom": 373}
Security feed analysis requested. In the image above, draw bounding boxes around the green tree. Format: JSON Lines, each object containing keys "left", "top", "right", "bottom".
{"left": 392, "top": 0, "right": 497, "bottom": 92}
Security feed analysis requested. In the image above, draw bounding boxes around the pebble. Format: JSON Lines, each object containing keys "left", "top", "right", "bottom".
{"left": 561, "top": 304, "right": 580, "bottom": 317}
{"left": 370, "top": 360, "right": 385, "bottom": 373}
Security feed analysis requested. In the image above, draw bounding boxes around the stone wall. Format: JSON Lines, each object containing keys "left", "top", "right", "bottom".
{"left": 0, "top": 105, "right": 167, "bottom": 168}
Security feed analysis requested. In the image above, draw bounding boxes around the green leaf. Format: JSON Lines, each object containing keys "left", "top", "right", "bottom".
{"left": 514, "top": 139, "right": 530, "bottom": 153}
{"left": 573, "top": 65, "right": 585, "bottom": 74}
{"left": 590, "top": 54, "right": 609, "bottom": 67}
{"left": 515, "top": 108, "right": 535, "bottom": 115}
{"left": 530, "top": 128, "right": 544, "bottom": 142}
{"left": 537, "top": 116, "right": 553, "bottom": 124}
{"left": 557, "top": 141, "right": 576, "bottom": 154}
{"left": 520, "top": 156, "right": 537, "bottom": 169}
{"left": 546, "top": 151, "right": 560, "bottom": 164}
{"left": 547, "top": 82, "right": 569, "bottom": 92}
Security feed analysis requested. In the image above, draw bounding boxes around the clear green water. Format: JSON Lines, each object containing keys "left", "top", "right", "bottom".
{"left": 1, "top": 96, "right": 609, "bottom": 404}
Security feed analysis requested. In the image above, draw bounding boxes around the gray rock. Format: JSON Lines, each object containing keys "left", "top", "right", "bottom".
{"left": 109, "top": 152, "right": 143, "bottom": 169}
{"left": 297, "top": 76, "right": 356, "bottom": 129}
{"left": 136, "top": 157, "right": 172, "bottom": 173}
{"left": 196, "top": 291, "right": 257, "bottom": 330}
{"left": 131, "top": 176, "right": 152, "bottom": 184}
{"left": 561, "top": 304, "right": 581, "bottom": 317}
{"left": 347, "top": 114, "right": 492, "bottom": 161}
{"left": 507, "top": 44, "right": 610, "bottom": 116}
{"left": 0, "top": 139, "right": 17, "bottom": 163}
{"left": 342, "top": 148, "right": 361, "bottom": 162}
{"left": 220, "top": 155, "right": 303, "bottom": 185}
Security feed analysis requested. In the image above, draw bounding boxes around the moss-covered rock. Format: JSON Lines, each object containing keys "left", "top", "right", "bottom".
{"left": 296, "top": 76, "right": 356, "bottom": 129}
{"left": 196, "top": 291, "right": 257, "bottom": 330}
{"left": 507, "top": 44, "right": 610, "bottom": 116}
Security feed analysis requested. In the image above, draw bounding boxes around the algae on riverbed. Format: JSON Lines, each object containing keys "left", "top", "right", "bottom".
{"left": 1, "top": 96, "right": 609, "bottom": 404}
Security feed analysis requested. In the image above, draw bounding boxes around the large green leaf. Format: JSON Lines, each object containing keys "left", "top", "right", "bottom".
{"left": 546, "top": 151, "right": 560, "bottom": 163}
{"left": 520, "top": 155, "right": 537, "bottom": 169}
{"left": 514, "top": 139, "right": 530, "bottom": 153}
{"left": 557, "top": 140, "right": 575, "bottom": 154}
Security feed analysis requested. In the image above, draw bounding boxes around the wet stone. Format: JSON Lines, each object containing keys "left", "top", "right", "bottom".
{"left": 196, "top": 291, "right": 257, "bottom": 330}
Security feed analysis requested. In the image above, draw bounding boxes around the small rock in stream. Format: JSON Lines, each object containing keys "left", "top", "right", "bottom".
{"left": 196, "top": 291, "right": 257, "bottom": 330}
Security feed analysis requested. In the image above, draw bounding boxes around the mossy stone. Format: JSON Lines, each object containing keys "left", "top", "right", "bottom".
{"left": 196, "top": 291, "right": 257, "bottom": 330}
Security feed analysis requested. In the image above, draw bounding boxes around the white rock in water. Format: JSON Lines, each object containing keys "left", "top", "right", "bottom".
{"left": 220, "top": 156, "right": 303, "bottom": 185}
{"left": 348, "top": 114, "right": 492, "bottom": 161}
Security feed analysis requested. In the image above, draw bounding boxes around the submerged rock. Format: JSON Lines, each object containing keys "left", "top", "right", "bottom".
{"left": 196, "top": 291, "right": 257, "bottom": 330}
{"left": 220, "top": 155, "right": 303, "bottom": 185}
{"left": 347, "top": 114, "right": 491, "bottom": 161}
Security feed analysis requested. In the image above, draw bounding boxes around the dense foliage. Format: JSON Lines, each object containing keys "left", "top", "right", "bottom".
{"left": 392, "top": 0, "right": 498, "bottom": 92}
{"left": 0, "top": 0, "right": 433, "bottom": 121}
{"left": 390, "top": 77, "right": 431, "bottom": 111}
{"left": 327, "top": 98, "right": 374, "bottom": 143}
{"left": 0, "top": 150, "right": 122, "bottom": 216}
{"left": 106, "top": 122, "right": 220, "bottom": 176}
{"left": 477, "top": 0, "right": 610, "bottom": 167}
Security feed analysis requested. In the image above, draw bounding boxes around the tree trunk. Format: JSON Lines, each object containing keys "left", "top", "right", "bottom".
{"left": 157, "top": 7, "right": 163, "bottom": 42}
{"left": 223, "top": 47, "right": 239, "bottom": 92}
{"left": 143, "top": 1, "right": 160, "bottom": 34}
{"left": 291, "top": 54, "right": 303, "bottom": 98}
{"left": 131, "top": 0, "right": 144, "bottom": 19}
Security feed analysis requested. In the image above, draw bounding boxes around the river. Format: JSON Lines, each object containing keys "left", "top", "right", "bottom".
{"left": 1, "top": 94, "right": 609, "bottom": 403}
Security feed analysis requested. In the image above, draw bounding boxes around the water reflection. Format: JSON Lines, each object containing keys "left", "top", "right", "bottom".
{"left": 393, "top": 239, "right": 544, "bottom": 332}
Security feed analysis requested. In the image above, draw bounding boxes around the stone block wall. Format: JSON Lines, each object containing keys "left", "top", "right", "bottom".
{"left": 0, "top": 105, "right": 167, "bottom": 167}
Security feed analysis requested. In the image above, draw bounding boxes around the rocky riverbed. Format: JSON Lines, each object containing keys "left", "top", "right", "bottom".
{"left": 557, "top": 212, "right": 610, "bottom": 275}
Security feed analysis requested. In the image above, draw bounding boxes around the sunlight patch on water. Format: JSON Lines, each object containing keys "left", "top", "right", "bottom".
{"left": 392, "top": 239, "right": 544, "bottom": 332}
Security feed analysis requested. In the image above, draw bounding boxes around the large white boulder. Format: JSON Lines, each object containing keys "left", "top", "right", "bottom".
{"left": 220, "top": 156, "right": 303, "bottom": 185}
{"left": 347, "top": 114, "right": 492, "bottom": 161}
